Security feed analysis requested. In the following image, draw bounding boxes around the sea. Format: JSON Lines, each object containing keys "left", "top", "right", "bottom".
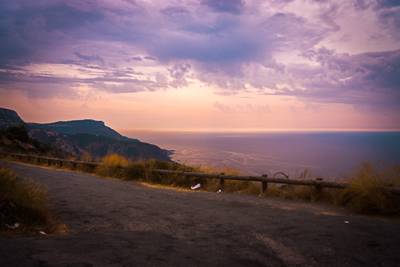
{"left": 121, "top": 131, "right": 400, "bottom": 179}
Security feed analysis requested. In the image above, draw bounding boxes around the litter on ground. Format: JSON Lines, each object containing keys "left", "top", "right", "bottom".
{"left": 5, "top": 223, "right": 20, "bottom": 229}
{"left": 191, "top": 183, "right": 201, "bottom": 190}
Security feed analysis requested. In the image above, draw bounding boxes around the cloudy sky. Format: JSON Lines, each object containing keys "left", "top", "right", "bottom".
{"left": 0, "top": 0, "right": 399, "bottom": 132}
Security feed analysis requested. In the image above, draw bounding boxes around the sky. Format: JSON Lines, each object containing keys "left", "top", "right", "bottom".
{"left": 0, "top": 0, "right": 399, "bottom": 132}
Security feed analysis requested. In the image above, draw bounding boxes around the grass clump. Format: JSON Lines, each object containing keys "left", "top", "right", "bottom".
{"left": 95, "top": 154, "right": 130, "bottom": 178}
{"left": 0, "top": 164, "right": 61, "bottom": 237}
{"left": 266, "top": 161, "right": 400, "bottom": 215}
{"left": 339, "top": 161, "right": 400, "bottom": 215}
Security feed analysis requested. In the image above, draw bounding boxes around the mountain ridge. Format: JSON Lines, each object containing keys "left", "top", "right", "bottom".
{"left": 28, "top": 119, "right": 138, "bottom": 141}
{"left": 0, "top": 107, "right": 171, "bottom": 162}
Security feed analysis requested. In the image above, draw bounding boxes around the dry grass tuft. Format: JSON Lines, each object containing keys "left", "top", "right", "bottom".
{"left": 0, "top": 164, "right": 62, "bottom": 237}
{"left": 338, "top": 160, "right": 400, "bottom": 215}
{"left": 95, "top": 154, "right": 130, "bottom": 178}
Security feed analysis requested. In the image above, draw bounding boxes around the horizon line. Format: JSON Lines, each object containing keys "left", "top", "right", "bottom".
{"left": 118, "top": 128, "right": 400, "bottom": 133}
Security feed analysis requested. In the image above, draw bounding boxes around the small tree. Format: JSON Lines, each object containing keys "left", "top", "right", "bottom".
{"left": 6, "top": 125, "right": 29, "bottom": 142}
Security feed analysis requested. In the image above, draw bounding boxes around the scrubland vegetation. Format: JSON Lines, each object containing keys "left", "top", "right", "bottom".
{"left": 264, "top": 161, "right": 400, "bottom": 215}
{"left": 0, "top": 164, "right": 66, "bottom": 237}
{"left": 1, "top": 152, "right": 399, "bottom": 217}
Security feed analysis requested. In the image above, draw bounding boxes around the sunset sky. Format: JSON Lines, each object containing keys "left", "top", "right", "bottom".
{"left": 0, "top": 0, "right": 399, "bottom": 132}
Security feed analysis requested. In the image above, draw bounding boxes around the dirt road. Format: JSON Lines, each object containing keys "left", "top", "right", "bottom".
{"left": 1, "top": 162, "right": 400, "bottom": 266}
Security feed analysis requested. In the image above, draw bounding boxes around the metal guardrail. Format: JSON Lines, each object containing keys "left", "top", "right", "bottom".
{"left": 1, "top": 151, "right": 400, "bottom": 195}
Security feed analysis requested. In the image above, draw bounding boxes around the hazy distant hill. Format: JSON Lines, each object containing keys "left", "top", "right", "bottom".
{"left": 0, "top": 107, "right": 171, "bottom": 162}
{"left": 29, "top": 120, "right": 138, "bottom": 141}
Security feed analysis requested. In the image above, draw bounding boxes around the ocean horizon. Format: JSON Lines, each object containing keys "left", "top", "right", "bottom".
{"left": 121, "top": 130, "right": 400, "bottom": 179}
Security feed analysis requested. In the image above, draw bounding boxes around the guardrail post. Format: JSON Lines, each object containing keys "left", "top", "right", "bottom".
{"left": 315, "top": 177, "right": 323, "bottom": 196}
{"left": 262, "top": 181, "right": 268, "bottom": 194}
{"left": 37, "top": 158, "right": 40, "bottom": 164}
{"left": 48, "top": 159, "right": 51, "bottom": 166}
{"left": 262, "top": 174, "right": 268, "bottom": 195}
{"left": 59, "top": 161, "right": 63, "bottom": 167}
{"left": 219, "top": 173, "right": 225, "bottom": 186}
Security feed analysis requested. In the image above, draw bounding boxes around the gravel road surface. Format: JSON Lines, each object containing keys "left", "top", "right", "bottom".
{"left": 1, "top": 162, "right": 400, "bottom": 267}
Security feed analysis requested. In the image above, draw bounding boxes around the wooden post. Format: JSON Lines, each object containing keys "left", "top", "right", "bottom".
{"left": 73, "top": 163, "right": 77, "bottom": 169}
{"left": 59, "top": 161, "right": 63, "bottom": 167}
{"left": 27, "top": 157, "right": 30, "bottom": 162}
{"left": 219, "top": 173, "right": 225, "bottom": 186}
{"left": 48, "top": 159, "right": 51, "bottom": 166}
{"left": 262, "top": 181, "right": 268, "bottom": 195}
{"left": 262, "top": 174, "right": 268, "bottom": 195}
{"left": 315, "top": 178, "right": 323, "bottom": 196}
{"left": 37, "top": 158, "right": 40, "bottom": 164}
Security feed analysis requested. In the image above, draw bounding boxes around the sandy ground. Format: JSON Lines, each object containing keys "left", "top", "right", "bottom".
{"left": 1, "top": 162, "right": 400, "bottom": 267}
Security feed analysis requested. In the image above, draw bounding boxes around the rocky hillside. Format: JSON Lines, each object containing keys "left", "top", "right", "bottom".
{"left": 0, "top": 125, "right": 72, "bottom": 158}
{"left": 28, "top": 130, "right": 171, "bottom": 161}
{"left": 0, "top": 108, "right": 26, "bottom": 129}
{"left": 0, "top": 107, "right": 171, "bottom": 161}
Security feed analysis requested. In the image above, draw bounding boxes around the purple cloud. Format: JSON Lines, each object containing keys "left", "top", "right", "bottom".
{"left": 0, "top": 0, "right": 398, "bottom": 117}
{"left": 143, "top": 56, "right": 156, "bottom": 61}
{"left": 202, "top": 0, "right": 244, "bottom": 15}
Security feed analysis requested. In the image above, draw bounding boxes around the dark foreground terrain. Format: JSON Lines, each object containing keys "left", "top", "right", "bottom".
{"left": 1, "top": 162, "right": 400, "bottom": 267}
